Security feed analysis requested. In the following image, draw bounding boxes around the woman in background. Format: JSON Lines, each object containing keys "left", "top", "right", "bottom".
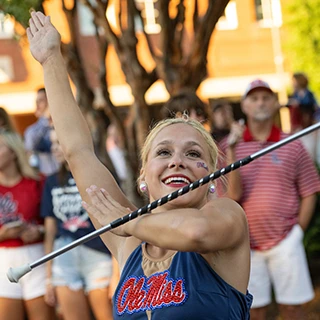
{"left": 0, "top": 130, "right": 54, "bottom": 320}
{"left": 42, "top": 128, "right": 113, "bottom": 320}
{"left": 288, "top": 72, "right": 318, "bottom": 132}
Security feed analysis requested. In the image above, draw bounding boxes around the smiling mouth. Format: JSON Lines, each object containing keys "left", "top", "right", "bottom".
{"left": 163, "top": 177, "right": 191, "bottom": 185}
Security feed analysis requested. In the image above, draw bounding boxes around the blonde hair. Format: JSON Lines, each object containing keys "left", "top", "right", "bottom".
{"left": 0, "top": 131, "right": 39, "bottom": 180}
{"left": 139, "top": 117, "right": 219, "bottom": 185}
{"left": 0, "top": 107, "right": 16, "bottom": 132}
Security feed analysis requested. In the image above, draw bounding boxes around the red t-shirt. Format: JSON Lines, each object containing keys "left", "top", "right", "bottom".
{"left": 0, "top": 177, "right": 44, "bottom": 247}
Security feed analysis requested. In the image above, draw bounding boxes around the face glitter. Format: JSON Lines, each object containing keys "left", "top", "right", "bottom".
{"left": 196, "top": 162, "right": 208, "bottom": 171}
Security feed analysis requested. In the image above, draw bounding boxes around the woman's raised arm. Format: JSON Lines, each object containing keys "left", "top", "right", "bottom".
{"left": 27, "top": 11, "right": 138, "bottom": 260}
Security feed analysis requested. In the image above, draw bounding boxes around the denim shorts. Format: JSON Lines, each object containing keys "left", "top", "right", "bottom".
{"left": 52, "top": 236, "right": 112, "bottom": 293}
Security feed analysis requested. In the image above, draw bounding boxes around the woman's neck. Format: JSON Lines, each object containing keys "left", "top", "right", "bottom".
{"left": 145, "top": 243, "right": 175, "bottom": 260}
{"left": 0, "top": 165, "right": 22, "bottom": 187}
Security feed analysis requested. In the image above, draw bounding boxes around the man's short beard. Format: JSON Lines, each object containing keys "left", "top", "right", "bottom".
{"left": 253, "top": 112, "right": 272, "bottom": 122}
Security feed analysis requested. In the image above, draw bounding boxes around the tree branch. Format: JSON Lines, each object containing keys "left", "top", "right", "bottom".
{"left": 134, "top": 3, "right": 161, "bottom": 61}
{"left": 190, "top": 0, "right": 229, "bottom": 64}
{"left": 173, "top": 0, "right": 185, "bottom": 63}
{"left": 158, "top": 0, "right": 172, "bottom": 61}
{"left": 83, "top": 0, "right": 120, "bottom": 49}
{"left": 185, "top": 0, "right": 229, "bottom": 88}
{"left": 193, "top": 0, "right": 199, "bottom": 33}
{"left": 61, "top": 0, "right": 94, "bottom": 111}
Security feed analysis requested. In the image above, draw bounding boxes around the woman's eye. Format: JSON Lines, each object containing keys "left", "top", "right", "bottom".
{"left": 187, "top": 150, "right": 201, "bottom": 158}
{"left": 157, "top": 149, "right": 171, "bottom": 156}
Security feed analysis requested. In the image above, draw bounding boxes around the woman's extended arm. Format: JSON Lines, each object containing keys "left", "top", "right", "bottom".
{"left": 84, "top": 187, "right": 248, "bottom": 253}
{"left": 127, "top": 200, "right": 247, "bottom": 253}
{"left": 27, "top": 12, "right": 138, "bottom": 259}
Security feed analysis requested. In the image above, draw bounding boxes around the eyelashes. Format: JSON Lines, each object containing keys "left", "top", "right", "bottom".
{"left": 187, "top": 150, "right": 201, "bottom": 158}
{"left": 155, "top": 148, "right": 201, "bottom": 158}
{"left": 156, "top": 148, "right": 171, "bottom": 156}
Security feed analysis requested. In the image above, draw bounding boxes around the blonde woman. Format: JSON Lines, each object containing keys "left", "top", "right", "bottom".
{"left": 0, "top": 131, "right": 54, "bottom": 320}
{"left": 28, "top": 11, "right": 252, "bottom": 319}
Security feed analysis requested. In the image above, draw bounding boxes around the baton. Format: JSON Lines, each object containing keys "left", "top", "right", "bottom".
{"left": 7, "top": 122, "right": 320, "bottom": 283}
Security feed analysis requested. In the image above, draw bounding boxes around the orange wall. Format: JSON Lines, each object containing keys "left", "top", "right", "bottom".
{"left": 0, "top": 0, "right": 288, "bottom": 117}
{"left": 208, "top": 0, "right": 281, "bottom": 77}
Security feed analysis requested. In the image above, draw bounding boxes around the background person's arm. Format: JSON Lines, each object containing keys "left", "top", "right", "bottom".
{"left": 43, "top": 217, "right": 57, "bottom": 307}
{"left": 298, "top": 194, "right": 317, "bottom": 231}
{"left": 225, "top": 145, "right": 243, "bottom": 201}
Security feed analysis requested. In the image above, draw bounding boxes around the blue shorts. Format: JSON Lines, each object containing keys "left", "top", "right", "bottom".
{"left": 52, "top": 236, "right": 112, "bottom": 293}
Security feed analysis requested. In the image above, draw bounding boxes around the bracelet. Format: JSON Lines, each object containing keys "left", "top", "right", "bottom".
{"left": 38, "top": 225, "right": 45, "bottom": 235}
{"left": 45, "top": 278, "right": 52, "bottom": 285}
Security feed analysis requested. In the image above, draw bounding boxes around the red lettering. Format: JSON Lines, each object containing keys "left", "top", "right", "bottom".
{"left": 159, "top": 281, "right": 173, "bottom": 305}
{"left": 172, "top": 280, "right": 186, "bottom": 303}
{"left": 146, "top": 273, "right": 168, "bottom": 307}
{"left": 116, "top": 272, "right": 187, "bottom": 315}
{"left": 127, "top": 278, "right": 145, "bottom": 312}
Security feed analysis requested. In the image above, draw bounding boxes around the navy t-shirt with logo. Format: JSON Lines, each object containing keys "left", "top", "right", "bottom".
{"left": 41, "top": 172, "right": 110, "bottom": 254}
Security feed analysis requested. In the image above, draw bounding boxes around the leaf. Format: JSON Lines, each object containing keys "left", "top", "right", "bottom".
{"left": 0, "top": 0, "right": 44, "bottom": 29}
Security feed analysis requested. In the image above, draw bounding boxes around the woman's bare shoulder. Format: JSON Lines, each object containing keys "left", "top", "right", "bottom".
{"left": 205, "top": 196, "right": 246, "bottom": 218}
{"left": 118, "top": 237, "right": 143, "bottom": 270}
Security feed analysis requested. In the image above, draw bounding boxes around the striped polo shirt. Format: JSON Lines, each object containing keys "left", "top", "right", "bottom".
{"left": 221, "top": 125, "right": 320, "bottom": 250}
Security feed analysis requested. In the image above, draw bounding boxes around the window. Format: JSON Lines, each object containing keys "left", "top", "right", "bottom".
{"left": 135, "top": 0, "right": 161, "bottom": 34}
{"left": 78, "top": 1, "right": 97, "bottom": 36}
{"left": 217, "top": 1, "right": 238, "bottom": 30}
{"left": 78, "top": 0, "right": 161, "bottom": 36}
{"left": 255, "top": 0, "right": 264, "bottom": 21}
{"left": 0, "top": 12, "right": 14, "bottom": 39}
{"left": 254, "top": 0, "right": 282, "bottom": 28}
{"left": 0, "top": 56, "right": 14, "bottom": 83}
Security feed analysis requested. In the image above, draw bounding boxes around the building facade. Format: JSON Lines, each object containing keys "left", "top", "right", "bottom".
{"left": 0, "top": 0, "right": 291, "bottom": 133}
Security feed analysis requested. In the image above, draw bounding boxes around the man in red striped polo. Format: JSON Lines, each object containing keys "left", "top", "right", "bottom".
{"left": 220, "top": 79, "right": 320, "bottom": 320}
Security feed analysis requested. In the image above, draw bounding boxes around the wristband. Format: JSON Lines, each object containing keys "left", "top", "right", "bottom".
{"left": 38, "top": 225, "right": 45, "bottom": 235}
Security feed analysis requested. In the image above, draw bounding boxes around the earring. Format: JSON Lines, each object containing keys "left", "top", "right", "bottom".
{"left": 139, "top": 182, "right": 148, "bottom": 193}
{"left": 209, "top": 184, "right": 215, "bottom": 193}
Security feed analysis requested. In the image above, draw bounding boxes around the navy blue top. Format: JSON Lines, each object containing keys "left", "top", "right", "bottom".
{"left": 292, "top": 89, "right": 318, "bottom": 109}
{"left": 113, "top": 245, "right": 252, "bottom": 319}
{"left": 41, "top": 172, "right": 110, "bottom": 254}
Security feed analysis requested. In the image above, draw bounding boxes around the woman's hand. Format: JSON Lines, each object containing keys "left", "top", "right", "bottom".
{"left": 288, "top": 98, "right": 299, "bottom": 107}
{"left": 27, "top": 11, "right": 61, "bottom": 66}
{"left": 20, "top": 224, "right": 43, "bottom": 243}
{"left": 44, "top": 282, "right": 56, "bottom": 307}
{"left": 0, "top": 224, "right": 24, "bottom": 241}
{"left": 82, "top": 185, "right": 132, "bottom": 237}
{"left": 227, "top": 119, "right": 245, "bottom": 148}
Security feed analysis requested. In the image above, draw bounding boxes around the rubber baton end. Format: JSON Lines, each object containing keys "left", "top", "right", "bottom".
{"left": 7, "top": 264, "right": 32, "bottom": 283}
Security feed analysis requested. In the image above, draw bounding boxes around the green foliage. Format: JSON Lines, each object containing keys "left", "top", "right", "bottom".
{"left": 282, "top": 0, "right": 320, "bottom": 99}
{"left": 0, "top": 0, "right": 43, "bottom": 28}
{"left": 304, "top": 164, "right": 320, "bottom": 258}
{"left": 304, "top": 206, "right": 320, "bottom": 258}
